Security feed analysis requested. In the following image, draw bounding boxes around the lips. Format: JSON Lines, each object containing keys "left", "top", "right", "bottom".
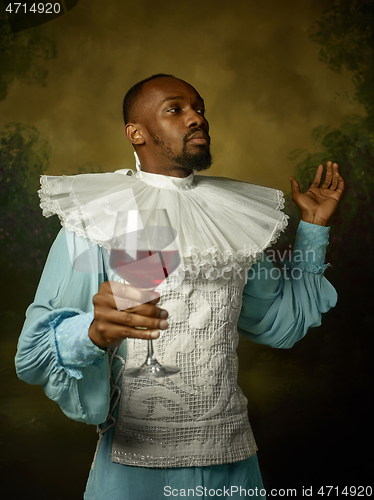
{"left": 187, "top": 131, "right": 210, "bottom": 144}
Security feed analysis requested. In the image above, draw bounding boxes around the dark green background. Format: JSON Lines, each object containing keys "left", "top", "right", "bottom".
{"left": 1, "top": 1, "right": 373, "bottom": 498}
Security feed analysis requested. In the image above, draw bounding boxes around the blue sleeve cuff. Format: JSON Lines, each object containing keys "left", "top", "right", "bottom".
{"left": 49, "top": 312, "right": 106, "bottom": 379}
{"left": 289, "top": 220, "right": 331, "bottom": 274}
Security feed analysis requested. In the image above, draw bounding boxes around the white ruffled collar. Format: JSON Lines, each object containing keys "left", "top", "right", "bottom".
{"left": 134, "top": 169, "right": 196, "bottom": 191}
{"left": 125, "top": 152, "right": 196, "bottom": 191}
{"left": 38, "top": 155, "right": 288, "bottom": 280}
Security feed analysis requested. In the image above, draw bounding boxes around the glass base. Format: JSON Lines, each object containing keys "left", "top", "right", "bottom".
{"left": 123, "top": 361, "right": 180, "bottom": 379}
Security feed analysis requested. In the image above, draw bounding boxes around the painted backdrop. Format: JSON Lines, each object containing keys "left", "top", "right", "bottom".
{"left": 1, "top": 0, "right": 373, "bottom": 498}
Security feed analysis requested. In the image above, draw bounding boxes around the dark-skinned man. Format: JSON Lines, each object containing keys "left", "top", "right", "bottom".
{"left": 16, "top": 74, "right": 344, "bottom": 500}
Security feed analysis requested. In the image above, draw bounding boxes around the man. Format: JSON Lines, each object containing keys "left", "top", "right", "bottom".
{"left": 15, "top": 74, "right": 344, "bottom": 499}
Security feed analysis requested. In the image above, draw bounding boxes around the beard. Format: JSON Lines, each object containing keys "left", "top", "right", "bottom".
{"left": 147, "top": 128, "right": 212, "bottom": 172}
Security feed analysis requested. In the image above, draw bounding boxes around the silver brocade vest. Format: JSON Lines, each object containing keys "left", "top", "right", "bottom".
{"left": 110, "top": 271, "right": 258, "bottom": 468}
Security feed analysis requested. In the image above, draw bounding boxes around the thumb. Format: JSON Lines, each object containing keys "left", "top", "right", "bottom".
{"left": 289, "top": 177, "right": 301, "bottom": 196}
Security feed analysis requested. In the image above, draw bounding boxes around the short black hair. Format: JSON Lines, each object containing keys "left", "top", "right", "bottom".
{"left": 122, "top": 73, "right": 174, "bottom": 125}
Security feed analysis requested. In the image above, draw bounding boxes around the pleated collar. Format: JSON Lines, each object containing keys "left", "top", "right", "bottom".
{"left": 134, "top": 169, "right": 196, "bottom": 191}
{"left": 38, "top": 153, "right": 288, "bottom": 281}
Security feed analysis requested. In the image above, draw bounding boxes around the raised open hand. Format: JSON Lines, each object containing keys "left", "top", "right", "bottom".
{"left": 290, "top": 161, "right": 345, "bottom": 226}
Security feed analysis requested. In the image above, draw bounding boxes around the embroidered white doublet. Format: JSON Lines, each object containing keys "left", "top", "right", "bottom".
{"left": 111, "top": 272, "right": 258, "bottom": 467}
{"left": 38, "top": 158, "right": 288, "bottom": 468}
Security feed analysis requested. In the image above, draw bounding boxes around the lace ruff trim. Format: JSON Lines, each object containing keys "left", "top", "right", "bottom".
{"left": 38, "top": 173, "right": 289, "bottom": 281}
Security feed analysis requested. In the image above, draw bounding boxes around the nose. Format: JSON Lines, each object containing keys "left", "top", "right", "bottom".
{"left": 185, "top": 108, "right": 209, "bottom": 130}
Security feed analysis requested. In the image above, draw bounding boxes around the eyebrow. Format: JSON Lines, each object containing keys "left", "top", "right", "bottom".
{"left": 162, "top": 96, "right": 184, "bottom": 103}
{"left": 162, "top": 95, "right": 205, "bottom": 105}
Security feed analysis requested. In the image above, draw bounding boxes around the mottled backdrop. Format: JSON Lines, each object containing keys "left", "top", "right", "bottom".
{"left": 1, "top": 1, "right": 372, "bottom": 499}
{"left": 0, "top": 0, "right": 363, "bottom": 190}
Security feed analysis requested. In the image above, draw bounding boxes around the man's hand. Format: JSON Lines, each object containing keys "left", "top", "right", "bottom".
{"left": 290, "top": 161, "right": 345, "bottom": 226}
{"left": 89, "top": 281, "right": 169, "bottom": 349}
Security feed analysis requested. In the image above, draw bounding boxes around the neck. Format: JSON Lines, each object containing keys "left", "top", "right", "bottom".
{"left": 135, "top": 150, "right": 193, "bottom": 178}
{"left": 140, "top": 165, "right": 193, "bottom": 178}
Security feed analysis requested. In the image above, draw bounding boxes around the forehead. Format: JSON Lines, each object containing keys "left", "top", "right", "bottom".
{"left": 140, "top": 77, "right": 204, "bottom": 112}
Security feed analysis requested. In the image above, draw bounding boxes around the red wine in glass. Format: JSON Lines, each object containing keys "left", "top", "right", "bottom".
{"left": 108, "top": 209, "right": 181, "bottom": 378}
{"left": 110, "top": 249, "right": 180, "bottom": 290}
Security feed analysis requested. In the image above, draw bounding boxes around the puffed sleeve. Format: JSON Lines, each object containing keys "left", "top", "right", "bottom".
{"left": 15, "top": 228, "right": 111, "bottom": 424}
{"left": 237, "top": 221, "right": 337, "bottom": 348}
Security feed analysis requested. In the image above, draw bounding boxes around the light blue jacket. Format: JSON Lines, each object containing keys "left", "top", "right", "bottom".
{"left": 15, "top": 220, "right": 337, "bottom": 499}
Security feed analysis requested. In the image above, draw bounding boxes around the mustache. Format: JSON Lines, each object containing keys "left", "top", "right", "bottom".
{"left": 183, "top": 128, "right": 211, "bottom": 144}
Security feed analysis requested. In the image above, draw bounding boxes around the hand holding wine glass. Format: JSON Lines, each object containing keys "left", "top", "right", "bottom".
{"left": 89, "top": 281, "right": 170, "bottom": 349}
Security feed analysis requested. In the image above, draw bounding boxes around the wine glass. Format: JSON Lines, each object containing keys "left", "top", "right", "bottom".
{"left": 108, "top": 209, "right": 181, "bottom": 378}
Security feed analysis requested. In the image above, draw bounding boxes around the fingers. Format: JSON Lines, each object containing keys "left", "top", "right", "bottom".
{"left": 289, "top": 161, "right": 343, "bottom": 195}
{"left": 321, "top": 162, "right": 344, "bottom": 194}
{"left": 90, "top": 281, "right": 169, "bottom": 348}
{"left": 93, "top": 284, "right": 168, "bottom": 323}
{"left": 108, "top": 281, "right": 159, "bottom": 308}
{"left": 336, "top": 172, "right": 345, "bottom": 194}
{"left": 321, "top": 161, "right": 333, "bottom": 188}
{"left": 94, "top": 306, "right": 168, "bottom": 336}
{"left": 310, "top": 164, "right": 324, "bottom": 187}
{"left": 120, "top": 327, "right": 161, "bottom": 341}
{"left": 90, "top": 306, "right": 167, "bottom": 348}
{"left": 123, "top": 301, "right": 168, "bottom": 320}
{"left": 90, "top": 319, "right": 161, "bottom": 349}
{"left": 330, "top": 164, "right": 339, "bottom": 190}
{"left": 331, "top": 162, "right": 345, "bottom": 193}
{"left": 112, "top": 308, "right": 168, "bottom": 332}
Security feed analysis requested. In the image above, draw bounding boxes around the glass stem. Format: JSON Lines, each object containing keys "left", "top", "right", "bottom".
{"left": 146, "top": 339, "right": 156, "bottom": 365}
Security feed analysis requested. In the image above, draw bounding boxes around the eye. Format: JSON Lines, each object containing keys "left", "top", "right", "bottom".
{"left": 168, "top": 107, "right": 180, "bottom": 113}
{"left": 197, "top": 109, "right": 206, "bottom": 116}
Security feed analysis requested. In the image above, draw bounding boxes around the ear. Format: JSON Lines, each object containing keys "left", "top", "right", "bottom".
{"left": 125, "top": 123, "right": 145, "bottom": 146}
